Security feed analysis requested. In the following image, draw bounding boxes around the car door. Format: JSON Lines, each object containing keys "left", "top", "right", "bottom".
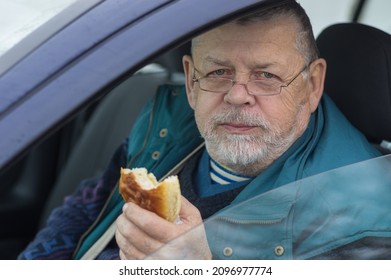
{"left": 0, "top": 0, "right": 275, "bottom": 260}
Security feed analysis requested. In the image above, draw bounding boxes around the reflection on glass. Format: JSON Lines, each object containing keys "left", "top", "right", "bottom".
{"left": 148, "top": 155, "right": 391, "bottom": 260}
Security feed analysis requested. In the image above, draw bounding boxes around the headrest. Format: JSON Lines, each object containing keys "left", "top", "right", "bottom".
{"left": 155, "top": 41, "right": 191, "bottom": 74}
{"left": 316, "top": 23, "right": 391, "bottom": 144}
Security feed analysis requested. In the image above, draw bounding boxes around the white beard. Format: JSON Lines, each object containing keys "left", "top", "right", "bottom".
{"left": 198, "top": 108, "right": 300, "bottom": 175}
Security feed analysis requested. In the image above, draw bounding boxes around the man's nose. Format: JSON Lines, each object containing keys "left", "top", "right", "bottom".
{"left": 224, "top": 80, "right": 255, "bottom": 106}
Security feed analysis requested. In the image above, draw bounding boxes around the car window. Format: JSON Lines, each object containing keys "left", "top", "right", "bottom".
{"left": 299, "top": 0, "right": 357, "bottom": 37}
{"left": 1, "top": 0, "right": 390, "bottom": 262}
{"left": 148, "top": 154, "right": 391, "bottom": 259}
{"left": 360, "top": 0, "right": 391, "bottom": 33}
{"left": 300, "top": 0, "right": 391, "bottom": 36}
{"left": 0, "top": 0, "right": 77, "bottom": 57}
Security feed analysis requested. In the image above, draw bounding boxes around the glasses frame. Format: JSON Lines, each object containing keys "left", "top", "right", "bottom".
{"left": 192, "top": 62, "right": 312, "bottom": 96}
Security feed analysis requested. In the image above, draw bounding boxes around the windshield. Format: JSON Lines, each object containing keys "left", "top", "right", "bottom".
{"left": 148, "top": 154, "right": 391, "bottom": 260}
{"left": 0, "top": 0, "right": 77, "bottom": 57}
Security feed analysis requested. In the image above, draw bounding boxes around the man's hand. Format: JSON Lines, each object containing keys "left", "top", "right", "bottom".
{"left": 115, "top": 196, "right": 212, "bottom": 260}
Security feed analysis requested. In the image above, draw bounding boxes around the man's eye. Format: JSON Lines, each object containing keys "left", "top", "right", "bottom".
{"left": 212, "top": 69, "right": 226, "bottom": 76}
{"left": 262, "top": 72, "right": 275, "bottom": 79}
{"left": 207, "top": 69, "right": 230, "bottom": 77}
{"left": 253, "top": 71, "right": 276, "bottom": 80}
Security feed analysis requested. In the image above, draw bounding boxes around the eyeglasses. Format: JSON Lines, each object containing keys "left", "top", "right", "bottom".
{"left": 192, "top": 63, "right": 311, "bottom": 96}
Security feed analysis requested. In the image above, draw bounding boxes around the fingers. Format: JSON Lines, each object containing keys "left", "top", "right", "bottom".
{"left": 122, "top": 202, "right": 175, "bottom": 241}
{"left": 116, "top": 228, "right": 145, "bottom": 260}
{"left": 116, "top": 198, "right": 207, "bottom": 260}
{"left": 116, "top": 206, "right": 163, "bottom": 258}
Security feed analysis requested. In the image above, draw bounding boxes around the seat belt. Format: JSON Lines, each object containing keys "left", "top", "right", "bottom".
{"left": 80, "top": 143, "right": 205, "bottom": 260}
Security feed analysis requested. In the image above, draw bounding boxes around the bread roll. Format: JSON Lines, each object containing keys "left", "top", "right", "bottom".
{"left": 119, "top": 167, "right": 181, "bottom": 222}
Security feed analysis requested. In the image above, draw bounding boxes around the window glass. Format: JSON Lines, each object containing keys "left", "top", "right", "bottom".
{"left": 149, "top": 154, "right": 391, "bottom": 260}
{"left": 360, "top": 0, "right": 391, "bottom": 33}
{"left": 0, "top": 0, "right": 77, "bottom": 57}
{"left": 300, "top": 0, "right": 391, "bottom": 36}
{"left": 299, "top": 0, "right": 357, "bottom": 37}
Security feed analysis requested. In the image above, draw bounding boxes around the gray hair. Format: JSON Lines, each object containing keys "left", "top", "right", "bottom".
{"left": 192, "top": 0, "right": 319, "bottom": 66}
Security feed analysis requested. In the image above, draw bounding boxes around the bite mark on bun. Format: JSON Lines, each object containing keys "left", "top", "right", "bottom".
{"left": 119, "top": 167, "right": 181, "bottom": 222}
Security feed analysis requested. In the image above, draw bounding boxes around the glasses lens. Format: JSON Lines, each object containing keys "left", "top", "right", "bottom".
{"left": 247, "top": 80, "right": 280, "bottom": 96}
{"left": 198, "top": 77, "right": 281, "bottom": 96}
{"left": 199, "top": 78, "right": 232, "bottom": 93}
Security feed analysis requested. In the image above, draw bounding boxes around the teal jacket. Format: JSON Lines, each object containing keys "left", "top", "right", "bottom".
{"left": 75, "top": 84, "right": 390, "bottom": 259}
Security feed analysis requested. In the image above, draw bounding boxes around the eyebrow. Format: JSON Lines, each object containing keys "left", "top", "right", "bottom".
{"left": 204, "top": 56, "right": 232, "bottom": 67}
{"left": 203, "top": 55, "right": 277, "bottom": 70}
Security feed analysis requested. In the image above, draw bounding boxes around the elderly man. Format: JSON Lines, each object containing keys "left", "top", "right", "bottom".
{"left": 19, "top": 1, "right": 387, "bottom": 260}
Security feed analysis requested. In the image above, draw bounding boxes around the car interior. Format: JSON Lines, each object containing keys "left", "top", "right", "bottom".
{"left": 317, "top": 22, "right": 391, "bottom": 154}
{"left": 1, "top": 19, "right": 391, "bottom": 259}
{"left": 0, "top": 41, "right": 192, "bottom": 259}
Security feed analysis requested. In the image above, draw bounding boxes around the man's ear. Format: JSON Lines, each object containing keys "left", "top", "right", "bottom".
{"left": 308, "top": 58, "right": 327, "bottom": 112}
{"left": 182, "top": 55, "right": 196, "bottom": 109}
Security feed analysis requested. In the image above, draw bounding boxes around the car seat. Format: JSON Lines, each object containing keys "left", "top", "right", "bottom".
{"left": 316, "top": 23, "right": 391, "bottom": 154}
{"left": 38, "top": 68, "right": 169, "bottom": 226}
{"left": 38, "top": 43, "right": 191, "bottom": 227}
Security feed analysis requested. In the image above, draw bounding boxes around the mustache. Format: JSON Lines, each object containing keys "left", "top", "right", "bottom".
{"left": 210, "top": 108, "right": 270, "bottom": 129}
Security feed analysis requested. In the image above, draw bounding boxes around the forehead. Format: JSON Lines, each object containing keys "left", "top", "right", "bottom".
{"left": 192, "top": 17, "right": 301, "bottom": 67}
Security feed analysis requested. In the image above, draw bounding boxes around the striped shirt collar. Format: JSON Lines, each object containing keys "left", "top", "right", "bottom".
{"left": 210, "top": 158, "right": 253, "bottom": 185}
